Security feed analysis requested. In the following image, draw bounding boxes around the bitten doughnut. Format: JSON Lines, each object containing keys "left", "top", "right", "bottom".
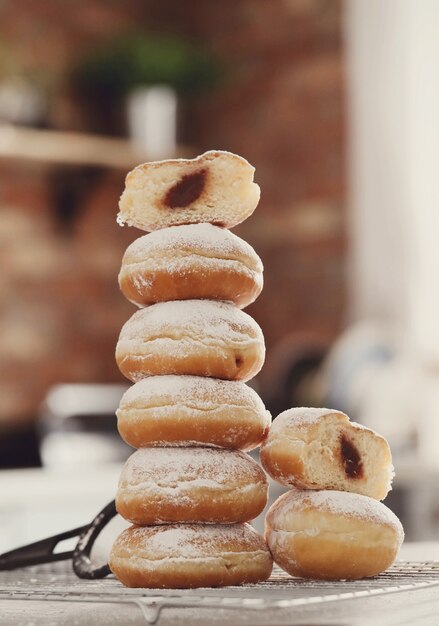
{"left": 110, "top": 523, "right": 273, "bottom": 588}
{"left": 265, "top": 489, "right": 404, "bottom": 580}
{"left": 260, "top": 408, "right": 393, "bottom": 500}
{"left": 116, "top": 375, "right": 271, "bottom": 451}
{"left": 118, "top": 224, "right": 263, "bottom": 309}
{"left": 117, "top": 150, "right": 260, "bottom": 231}
{"left": 116, "top": 447, "right": 268, "bottom": 525}
{"left": 115, "top": 300, "right": 265, "bottom": 383}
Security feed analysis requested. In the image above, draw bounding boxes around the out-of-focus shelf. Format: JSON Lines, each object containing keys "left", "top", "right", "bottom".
{"left": 0, "top": 125, "right": 192, "bottom": 169}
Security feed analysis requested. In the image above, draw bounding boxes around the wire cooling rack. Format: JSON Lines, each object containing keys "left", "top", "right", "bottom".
{"left": 1, "top": 561, "right": 439, "bottom": 624}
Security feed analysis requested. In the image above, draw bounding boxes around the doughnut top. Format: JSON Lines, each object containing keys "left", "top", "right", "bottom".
{"left": 114, "top": 523, "right": 268, "bottom": 559}
{"left": 120, "top": 447, "right": 267, "bottom": 487}
{"left": 118, "top": 300, "right": 264, "bottom": 343}
{"left": 268, "top": 489, "right": 404, "bottom": 539}
{"left": 122, "top": 150, "right": 254, "bottom": 181}
{"left": 272, "top": 407, "right": 376, "bottom": 440}
{"left": 121, "top": 223, "right": 263, "bottom": 273}
{"left": 273, "top": 407, "right": 349, "bottom": 430}
{"left": 118, "top": 375, "right": 268, "bottom": 414}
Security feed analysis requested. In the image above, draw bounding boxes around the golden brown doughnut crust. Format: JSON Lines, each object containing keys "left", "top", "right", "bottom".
{"left": 116, "top": 448, "right": 268, "bottom": 525}
{"left": 118, "top": 224, "right": 263, "bottom": 309}
{"left": 260, "top": 408, "right": 394, "bottom": 500}
{"left": 115, "top": 300, "right": 265, "bottom": 383}
{"left": 265, "top": 489, "right": 404, "bottom": 580}
{"left": 116, "top": 375, "right": 271, "bottom": 451}
{"left": 109, "top": 523, "right": 273, "bottom": 588}
{"left": 117, "top": 150, "right": 260, "bottom": 231}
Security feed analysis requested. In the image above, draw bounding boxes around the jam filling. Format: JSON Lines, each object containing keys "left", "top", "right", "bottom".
{"left": 340, "top": 434, "right": 363, "bottom": 479}
{"left": 163, "top": 169, "right": 207, "bottom": 208}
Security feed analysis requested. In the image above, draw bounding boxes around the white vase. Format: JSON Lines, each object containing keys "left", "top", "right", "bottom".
{"left": 126, "top": 85, "right": 177, "bottom": 158}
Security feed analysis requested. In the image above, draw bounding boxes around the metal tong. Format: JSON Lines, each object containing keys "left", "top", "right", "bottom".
{"left": 0, "top": 500, "right": 117, "bottom": 579}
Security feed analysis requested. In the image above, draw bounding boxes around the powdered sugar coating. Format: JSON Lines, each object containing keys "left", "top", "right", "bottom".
{"left": 113, "top": 523, "right": 267, "bottom": 559}
{"left": 119, "top": 447, "right": 266, "bottom": 488}
{"left": 269, "top": 407, "right": 389, "bottom": 446}
{"left": 115, "top": 301, "right": 265, "bottom": 383}
{"left": 116, "top": 376, "right": 270, "bottom": 451}
{"left": 121, "top": 223, "right": 263, "bottom": 272}
{"left": 268, "top": 489, "right": 404, "bottom": 539}
{"left": 118, "top": 300, "right": 263, "bottom": 343}
{"left": 273, "top": 407, "right": 348, "bottom": 431}
{"left": 118, "top": 375, "right": 268, "bottom": 414}
{"left": 115, "top": 301, "right": 265, "bottom": 384}
{"left": 118, "top": 223, "right": 264, "bottom": 310}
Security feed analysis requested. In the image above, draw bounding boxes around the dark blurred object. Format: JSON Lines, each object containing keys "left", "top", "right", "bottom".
{"left": 74, "top": 33, "right": 219, "bottom": 97}
{"left": 49, "top": 166, "right": 104, "bottom": 234}
{"left": 71, "top": 33, "right": 220, "bottom": 136}
{"left": 262, "top": 332, "right": 331, "bottom": 418}
{"left": 0, "top": 423, "right": 41, "bottom": 469}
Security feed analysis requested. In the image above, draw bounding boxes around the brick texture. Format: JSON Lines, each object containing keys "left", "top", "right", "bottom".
{"left": 0, "top": 0, "right": 345, "bottom": 424}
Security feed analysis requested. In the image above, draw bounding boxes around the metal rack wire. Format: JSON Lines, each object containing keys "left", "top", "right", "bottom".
{"left": 1, "top": 561, "right": 439, "bottom": 624}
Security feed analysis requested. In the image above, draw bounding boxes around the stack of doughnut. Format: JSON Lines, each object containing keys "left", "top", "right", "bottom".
{"left": 109, "top": 151, "right": 273, "bottom": 588}
{"left": 260, "top": 408, "right": 404, "bottom": 580}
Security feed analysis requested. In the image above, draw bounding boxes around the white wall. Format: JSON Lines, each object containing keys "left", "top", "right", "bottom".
{"left": 345, "top": 0, "right": 439, "bottom": 363}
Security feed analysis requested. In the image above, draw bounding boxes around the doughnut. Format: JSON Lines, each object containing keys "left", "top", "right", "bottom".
{"left": 117, "top": 150, "right": 260, "bottom": 231}
{"left": 116, "top": 375, "right": 271, "bottom": 451}
{"left": 116, "top": 447, "right": 268, "bottom": 525}
{"left": 109, "top": 523, "right": 273, "bottom": 588}
{"left": 265, "top": 489, "right": 404, "bottom": 580}
{"left": 118, "top": 223, "right": 263, "bottom": 309}
{"left": 260, "top": 408, "right": 393, "bottom": 500}
{"left": 115, "top": 300, "right": 265, "bottom": 383}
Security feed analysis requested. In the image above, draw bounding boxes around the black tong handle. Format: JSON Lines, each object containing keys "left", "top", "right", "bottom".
{"left": 0, "top": 500, "right": 117, "bottom": 579}
{"left": 73, "top": 499, "right": 117, "bottom": 579}
{"left": 0, "top": 524, "right": 88, "bottom": 570}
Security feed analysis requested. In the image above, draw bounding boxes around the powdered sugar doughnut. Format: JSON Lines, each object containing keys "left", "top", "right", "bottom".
{"left": 260, "top": 408, "right": 393, "bottom": 500}
{"left": 265, "top": 489, "right": 404, "bottom": 580}
{"left": 109, "top": 523, "right": 273, "bottom": 588}
{"left": 115, "top": 300, "right": 265, "bottom": 383}
{"left": 116, "top": 375, "right": 271, "bottom": 451}
{"left": 117, "top": 151, "right": 260, "bottom": 231}
{"left": 118, "top": 224, "right": 263, "bottom": 309}
{"left": 116, "top": 448, "right": 268, "bottom": 525}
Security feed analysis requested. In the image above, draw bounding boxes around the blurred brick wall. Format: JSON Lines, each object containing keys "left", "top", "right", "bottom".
{"left": 182, "top": 0, "right": 346, "bottom": 353}
{"left": 0, "top": 0, "right": 345, "bottom": 425}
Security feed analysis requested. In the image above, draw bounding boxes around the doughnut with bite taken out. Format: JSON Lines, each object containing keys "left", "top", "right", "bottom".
{"left": 260, "top": 408, "right": 393, "bottom": 500}
{"left": 117, "top": 151, "right": 260, "bottom": 232}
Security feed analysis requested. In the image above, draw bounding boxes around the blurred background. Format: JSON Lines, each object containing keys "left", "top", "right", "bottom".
{"left": 1, "top": 0, "right": 439, "bottom": 552}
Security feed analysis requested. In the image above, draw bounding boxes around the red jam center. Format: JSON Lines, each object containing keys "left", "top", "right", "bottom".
{"left": 340, "top": 434, "right": 363, "bottom": 479}
{"left": 164, "top": 169, "right": 207, "bottom": 208}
